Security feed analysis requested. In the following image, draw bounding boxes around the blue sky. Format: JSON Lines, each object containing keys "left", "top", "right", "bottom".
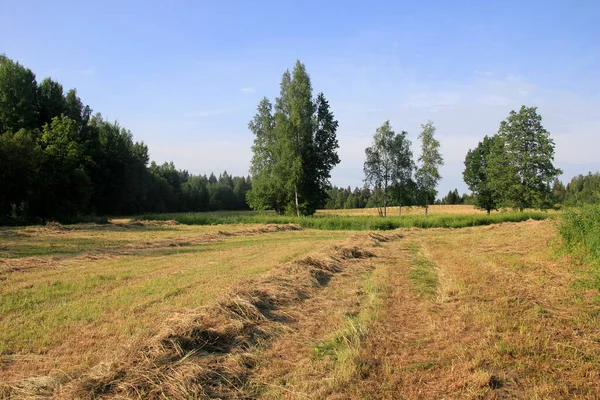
{"left": 1, "top": 0, "right": 599, "bottom": 196}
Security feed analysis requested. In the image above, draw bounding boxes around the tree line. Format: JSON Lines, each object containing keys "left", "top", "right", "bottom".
{"left": 323, "top": 186, "right": 473, "bottom": 211}
{"left": 2, "top": 55, "right": 597, "bottom": 224}
{"left": 0, "top": 55, "right": 251, "bottom": 225}
{"left": 551, "top": 172, "right": 600, "bottom": 207}
{"left": 246, "top": 62, "right": 444, "bottom": 217}
{"left": 248, "top": 64, "right": 567, "bottom": 217}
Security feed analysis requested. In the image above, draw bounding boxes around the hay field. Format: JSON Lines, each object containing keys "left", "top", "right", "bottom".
{"left": 1, "top": 216, "right": 598, "bottom": 399}
{"left": 0, "top": 221, "right": 351, "bottom": 389}
{"left": 250, "top": 219, "right": 600, "bottom": 399}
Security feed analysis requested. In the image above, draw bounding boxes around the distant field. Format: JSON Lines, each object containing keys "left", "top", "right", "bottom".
{"left": 317, "top": 204, "right": 555, "bottom": 216}
{"left": 136, "top": 207, "right": 553, "bottom": 230}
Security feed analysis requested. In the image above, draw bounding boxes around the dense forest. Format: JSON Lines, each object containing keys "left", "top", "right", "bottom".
{"left": 0, "top": 55, "right": 251, "bottom": 225}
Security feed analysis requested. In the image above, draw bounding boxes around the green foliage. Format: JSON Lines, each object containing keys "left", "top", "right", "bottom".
{"left": 463, "top": 135, "right": 501, "bottom": 214}
{"left": 415, "top": 120, "right": 443, "bottom": 214}
{"left": 559, "top": 204, "right": 600, "bottom": 265}
{"left": 559, "top": 204, "right": 600, "bottom": 293}
{"left": 137, "top": 210, "right": 551, "bottom": 231}
{"left": 364, "top": 120, "right": 415, "bottom": 217}
{"left": 439, "top": 189, "right": 465, "bottom": 205}
{"left": 562, "top": 172, "right": 600, "bottom": 206}
{"left": 326, "top": 186, "right": 372, "bottom": 210}
{"left": 0, "top": 55, "right": 39, "bottom": 133}
{"left": 247, "top": 61, "right": 340, "bottom": 216}
{"left": 486, "top": 106, "right": 561, "bottom": 211}
{"left": 247, "top": 97, "right": 286, "bottom": 213}
{"left": 0, "top": 55, "right": 253, "bottom": 224}
{"left": 0, "top": 129, "right": 42, "bottom": 224}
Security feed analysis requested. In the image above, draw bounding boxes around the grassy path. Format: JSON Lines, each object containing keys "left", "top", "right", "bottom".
{"left": 344, "top": 220, "right": 600, "bottom": 399}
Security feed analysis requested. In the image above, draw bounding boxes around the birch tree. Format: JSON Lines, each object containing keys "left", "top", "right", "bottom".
{"left": 415, "top": 120, "right": 443, "bottom": 216}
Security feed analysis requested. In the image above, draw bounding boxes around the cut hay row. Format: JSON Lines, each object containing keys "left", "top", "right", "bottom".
{"left": 2, "top": 232, "right": 400, "bottom": 399}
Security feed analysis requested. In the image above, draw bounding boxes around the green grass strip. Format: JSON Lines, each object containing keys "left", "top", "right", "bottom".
{"left": 407, "top": 243, "right": 439, "bottom": 298}
{"left": 135, "top": 211, "right": 552, "bottom": 231}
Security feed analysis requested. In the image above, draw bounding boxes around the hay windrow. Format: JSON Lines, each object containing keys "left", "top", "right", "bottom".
{"left": 22, "top": 231, "right": 400, "bottom": 399}
{"left": 0, "top": 224, "right": 304, "bottom": 277}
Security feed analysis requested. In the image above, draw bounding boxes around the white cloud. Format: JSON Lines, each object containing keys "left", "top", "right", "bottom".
{"left": 80, "top": 68, "right": 95, "bottom": 76}
{"left": 474, "top": 70, "right": 493, "bottom": 76}
{"left": 241, "top": 87, "right": 254, "bottom": 94}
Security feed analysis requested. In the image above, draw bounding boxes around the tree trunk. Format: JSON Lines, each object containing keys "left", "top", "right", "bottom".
{"left": 487, "top": 209, "right": 491, "bottom": 215}
{"left": 383, "top": 197, "right": 387, "bottom": 217}
{"left": 425, "top": 199, "right": 429, "bottom": 216}
{"left": 398, "top": 204, "right": 402, "bottom": 216}
{"left": 294, "top": 185, "right": 300, "bottom": 217}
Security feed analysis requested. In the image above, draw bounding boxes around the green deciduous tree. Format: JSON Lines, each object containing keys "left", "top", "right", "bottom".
{"left": 0, "top": 129, "right": 42, "bottom": 223}
{"left": 487, "top": 106, "right": 561, "bottom": 211}
{"left": 247, "top": 60, "right": 340, "bottom": 216}
{"left": 364, "top": 120, "right": 415, "bottom": 217}
{"left": 415, "top": 120, "right": 443, "bottom": 215}
{"left": 246, "top": 97, "right": 286, "bottom": 212}
{"left": 37, "top": 78, "right": 67, "bottom": 127}
{"left": 0, "top": 54, "right": 39, "bottom": 133}
{"left": 562, "top": 172, "right": 600, "bottom": 206}
{"left": 463, "top": 135, "right": 501, "bottom": 214}
{"left": 38, "top": 115, "right": 91, "bottom": 217}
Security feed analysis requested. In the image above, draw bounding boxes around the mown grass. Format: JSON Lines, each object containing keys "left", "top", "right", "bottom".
{"left": 0, "top": 224, "right": 351, "bottom": 380}
{"left": 407, "top": 243, "right": 439, "bottom": 298}
{"left": 347, "top": 219, "right": 600, "bottom": 398}
{"left": 312, "top": 269, "right": 386, "bottom": 384}
{"left": 137, "top": 210, "right": 552, "bottom": 230}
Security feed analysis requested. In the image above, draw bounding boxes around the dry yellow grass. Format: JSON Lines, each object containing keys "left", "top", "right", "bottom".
{"left": 0, "top": 222, "right": 351, "bottom": 387}
{"left": 2, "top": 219, "right": 596, "bottom": 399}
{"left": 243, "top": 220, "right": 598, "bottom": 399}
{"left": 342, "top": 220, "right": 600, "bottom": 399}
